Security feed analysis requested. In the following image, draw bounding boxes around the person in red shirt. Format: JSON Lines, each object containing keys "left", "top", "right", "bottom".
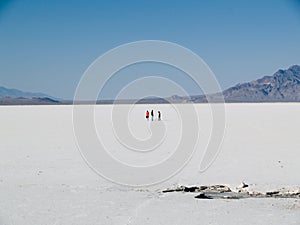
{"left": 146, "top": 110, "right": 149, "bottom": 121}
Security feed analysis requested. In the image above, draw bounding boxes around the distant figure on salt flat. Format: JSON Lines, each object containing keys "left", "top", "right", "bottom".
{"left": 151, "top": 110, "right": 154, "bottom": 121}
{"left": 145, "top": 110, "right": 149, "bottom": 121}
{"left": 158, "top": 111, "right": 161, "bottom": 121}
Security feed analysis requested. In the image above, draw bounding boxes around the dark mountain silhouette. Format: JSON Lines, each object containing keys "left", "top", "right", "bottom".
{"left": 189, "top": 65, "right": 300, "bottom": 103}
{"left": 222, "top": 65, "right": 300, "bottom": 102}
{"left": 1, "top": 65, "right": 300, "bottom": 105}
{"left": 0, "top": 97, "right": 60, "bottom": 105}
{"left": 0, "top": 86, "right": 60, "bottom": 105}
{"left": 0, "top": 86, "right": 53, "bottom": 99}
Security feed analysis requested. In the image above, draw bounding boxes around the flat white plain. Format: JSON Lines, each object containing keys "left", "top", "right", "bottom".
{"left": 0, "top": 104, "right": 299, "bottom": 225}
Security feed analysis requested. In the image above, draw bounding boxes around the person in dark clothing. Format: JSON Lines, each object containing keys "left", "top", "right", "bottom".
{"left": 158, "top": 111, "right": 161, "bottom": 121}
{"left": 151, "top": 110, "right": 154, "bottom": 121}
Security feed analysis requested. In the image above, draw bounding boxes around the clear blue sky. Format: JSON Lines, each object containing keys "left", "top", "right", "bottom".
{"left": 0, "top": 0, "right": 300, "bottom": 99}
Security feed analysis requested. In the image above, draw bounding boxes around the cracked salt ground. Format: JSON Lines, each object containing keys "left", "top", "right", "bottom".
{"left": 1, "top": 104, "right": 300, "bottom": 225}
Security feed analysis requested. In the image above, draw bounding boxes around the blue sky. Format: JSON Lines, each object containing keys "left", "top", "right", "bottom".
{"left": 0, "top": 0, "right": 300, "bottom": 99}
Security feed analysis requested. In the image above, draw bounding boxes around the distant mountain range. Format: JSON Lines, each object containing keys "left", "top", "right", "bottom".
{"left": 0, "top": 86, "right": 52, "bottom": 99}
{"left": 0, "top": 97, "right": 60, "bottom": 105}
{"left": 1, "top": 65, "right": 300, "bottom": 105}
{"left": 173, "top": 65, "right": 300, "bottom": 103}
{"left": 0, "top": 86, "right": 59, "bottom": 105}
{"left": 222, "top": 64, "right": 300, "bottom": 102}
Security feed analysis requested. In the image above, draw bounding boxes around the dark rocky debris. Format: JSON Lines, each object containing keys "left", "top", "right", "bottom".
{"left": 162, "top": 184, "right": 300, "bottom": 200}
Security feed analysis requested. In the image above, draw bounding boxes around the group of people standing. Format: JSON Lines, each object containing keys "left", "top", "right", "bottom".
{"left": 145, "top": 110, "right": 161, "bottom": 121}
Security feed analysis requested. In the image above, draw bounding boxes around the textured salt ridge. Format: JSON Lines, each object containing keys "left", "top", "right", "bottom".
{"left": 162, "top": 185, "right": 300, "bottom": 199}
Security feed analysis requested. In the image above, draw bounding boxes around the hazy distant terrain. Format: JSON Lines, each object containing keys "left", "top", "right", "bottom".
{"left": 1, "top": 65, "right": 300, "bottom": 104}
{"left": 190, "top": 65, "right": 300, "bottom": 103}
{"left": 0, "top": 86, "right": 59, "bottom": 105}
{"left": 0, "top": 86, "right": 53, "bottom": 99}
{"left": 222, "top": 65, "right": 300, "bottom": 102}
{"left": 0, "top": 97, "right": 60, "bottom": 105}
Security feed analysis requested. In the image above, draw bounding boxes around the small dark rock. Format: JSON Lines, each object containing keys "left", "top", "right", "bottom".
{"left": 162, "top": 186, "right": 184, "bottom": 193}
{"left": 195, "top": 193, "right": 212, "bottom": 199}
{"left": 239, "top": 182, "right": 249, "bottom": 188}
{"left": 199, "top": 186, "right": 208, "bottom": 191}
{"left": 184, "top": 186, "right": 199, "bottom": 192}
{"left": 266, "top": 191, "right": 280, "bottom": 196}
